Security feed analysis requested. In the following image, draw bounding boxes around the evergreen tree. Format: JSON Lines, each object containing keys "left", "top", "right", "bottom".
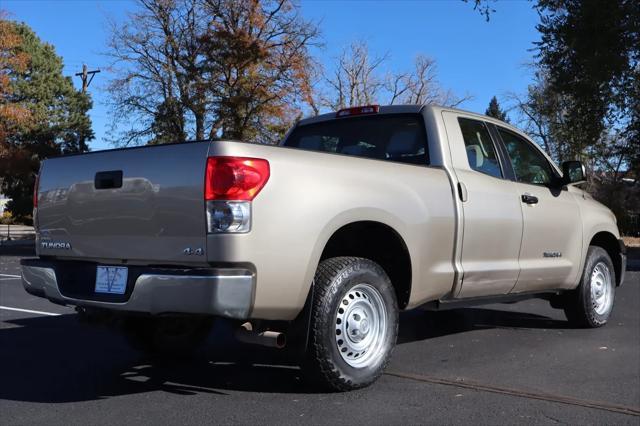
{"left": 485, "top": 96, "right": 509, "bottom": 122}
{"left": 536, "top": 0, "right": 638, "bottom": 164}
{"left": 0, "top": 19, "right": 93, "bottom": 221}
{"left": 149, "top": 98, "right": 186, "bottom": 145}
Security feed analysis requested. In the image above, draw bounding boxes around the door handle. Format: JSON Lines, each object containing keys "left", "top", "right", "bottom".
{"left": 457, "top": 182, "right": 468, "bottom": 202}
{"left": 521, "top": 193, "right": 538, "bottom": 205}
{"left": 95, "top": 170, "right": 123, "bottom": 189}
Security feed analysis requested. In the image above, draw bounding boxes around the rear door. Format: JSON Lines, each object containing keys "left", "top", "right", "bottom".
{"left": 442, "top": 112, "right": 523, "bottom": 298}
{"left": 494, "top": 127, "right": 583, "bottom": 292}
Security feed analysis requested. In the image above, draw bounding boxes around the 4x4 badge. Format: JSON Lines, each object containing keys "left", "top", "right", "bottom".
{"left": 183, "top": 247, "right": 204, "bottom": 256}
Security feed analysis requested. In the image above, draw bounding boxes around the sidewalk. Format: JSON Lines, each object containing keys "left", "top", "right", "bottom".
{"left": 0, "top": 224, "right": 35, "bottom": 242}
{"left": 0, "top": 224, "right": 35, "bottom": 255}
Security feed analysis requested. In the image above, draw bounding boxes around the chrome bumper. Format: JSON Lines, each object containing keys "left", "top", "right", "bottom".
{"left": 21, "top": 262, "right": 255, "bottom": 319}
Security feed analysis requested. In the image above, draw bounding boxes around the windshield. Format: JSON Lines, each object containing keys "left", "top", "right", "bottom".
{"left": 283, "top": 114, "right": 429, "bottom": 165}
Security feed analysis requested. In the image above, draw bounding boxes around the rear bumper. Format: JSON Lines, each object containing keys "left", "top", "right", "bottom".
{"left": 20, "top": 259, "right": 255, "bottom": 319}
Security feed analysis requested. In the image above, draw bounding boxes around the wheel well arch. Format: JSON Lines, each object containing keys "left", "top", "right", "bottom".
{"left": 590, "top": 231, "right": 622, "bottom": 286}
{"left": 319, "top": 221, "right": 412, "bottom": 309}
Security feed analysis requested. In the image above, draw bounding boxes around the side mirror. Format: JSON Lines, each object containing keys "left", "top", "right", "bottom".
{"left": 561, "top": 160, "right": 586, "bottom": 185}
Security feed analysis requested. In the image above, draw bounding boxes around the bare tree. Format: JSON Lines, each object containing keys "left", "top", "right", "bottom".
{"left": 320, "top": 41, "right": 387, "bottom": 110}
{"left": 200, "top": 0, "right": 320, "bottom": 143}
{"left": 106, "top": 0, "right": 319, "bottom": 146}
{"left": 385, "top": 70, "right": 410, "bottom": 106}
{"left": 462, "top": 0, "right": 496, "bottom": 21}
{"left": 321, "top": 43, "right": 470, "bottom": 110}
{"left": 390, "top": 55, "right": 471, "bottom": 107}
{"left": 106, "top": 0, "right": 207, "bottom": 145}
{"left": 505, "top": 72, "right": 575, "bottom": 163}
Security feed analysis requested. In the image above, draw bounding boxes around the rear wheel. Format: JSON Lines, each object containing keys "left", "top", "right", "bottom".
{"left": 564, "top": 246, "right": 616, "bottom": 328}
{"left": 304, "top": 257, "right": 399, "bottom": 391}
{"left": 123, "top": 315, "right": 213, "bottom": 358}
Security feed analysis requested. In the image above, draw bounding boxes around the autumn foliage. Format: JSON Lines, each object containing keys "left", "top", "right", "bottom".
{"left": 107, "top": 0, "right": 319, "bottom": 145}
{"left": 0, "top": 14, "right": 93, "bottom": 222}
{"left": 199, "top": 0, "right": 318, "bottom": 142}
{"left": 0, "top": 13, "right": 31, "bottom": 160}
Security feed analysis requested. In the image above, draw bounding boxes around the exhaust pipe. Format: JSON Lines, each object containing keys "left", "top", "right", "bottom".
{"left": 235, "top": 322, "right": 286, "bottom": 349}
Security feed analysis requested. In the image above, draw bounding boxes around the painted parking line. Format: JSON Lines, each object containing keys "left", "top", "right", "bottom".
{"left": 0, "top": 274, "right": 21, "bottom": 278}
{"left": 0, "top": 306, "right": 61, "bottom": 317}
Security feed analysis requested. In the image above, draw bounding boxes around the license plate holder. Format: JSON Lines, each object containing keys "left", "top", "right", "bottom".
{"left": 95, "top": 266, "right": 128, "bottom": 295}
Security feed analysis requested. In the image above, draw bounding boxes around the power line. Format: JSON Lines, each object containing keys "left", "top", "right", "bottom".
{"left": 75, "top": 64, "right": 100, "bottom": 93}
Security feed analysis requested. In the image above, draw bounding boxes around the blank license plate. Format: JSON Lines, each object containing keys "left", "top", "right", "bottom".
{"left": 95, "top": 266, "right": 128, "bottom": 295}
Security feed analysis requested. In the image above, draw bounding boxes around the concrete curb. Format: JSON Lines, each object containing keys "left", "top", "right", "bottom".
{"left": 0, "top": 238, "right": 35, "bottom": 247}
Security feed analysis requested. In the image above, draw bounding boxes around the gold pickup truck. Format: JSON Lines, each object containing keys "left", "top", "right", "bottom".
{"left": 22, "top": 104, "right": 626, "bottom": 390}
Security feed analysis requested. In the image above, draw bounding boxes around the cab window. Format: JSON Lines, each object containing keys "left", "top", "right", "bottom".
{"left": 458, "top": 118, "right": 502, "bottom": 178}
{"left": 498, "top": 128, "right": 554, "bottom": 185}
{"left": 284, "top": 114, "right": 429, "bottom": 166}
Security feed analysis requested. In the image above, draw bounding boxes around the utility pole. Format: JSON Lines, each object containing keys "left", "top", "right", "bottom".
{"left": 74, "top": 64, "right": 100, "bottom": 152}
{"left": 75, "top": 64, "right": 100, "bottom": 93}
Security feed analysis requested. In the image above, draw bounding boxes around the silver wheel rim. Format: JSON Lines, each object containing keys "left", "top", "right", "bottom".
{"left": 590, "top": 262, "right": 613, "bottom": 316}
{"left": 335, "top": 283, "right": 388, "bottom": 368}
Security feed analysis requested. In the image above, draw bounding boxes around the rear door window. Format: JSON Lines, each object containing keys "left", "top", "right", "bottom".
{"left": 458, "top": 118, "right": 503, "bottom": 178}
{"left": 284, "top": 114, "right": 429, "bottom": 165}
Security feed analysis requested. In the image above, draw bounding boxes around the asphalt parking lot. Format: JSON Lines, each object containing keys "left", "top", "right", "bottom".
{"left": 1, "top": 250, "right": 639, "bottom": 425}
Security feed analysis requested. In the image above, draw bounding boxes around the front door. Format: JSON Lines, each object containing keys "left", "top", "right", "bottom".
{"left": 496, "top": 127, "right": 583, "bottom": 293}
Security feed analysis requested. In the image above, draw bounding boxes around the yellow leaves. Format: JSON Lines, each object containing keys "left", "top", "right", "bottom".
{"left": 108, "top": 1, "right": 317, "bottom": 144}
{"left": 246, "top": 0, "right": 266, "bottom": 32}
{"left": 0, "top": 104, "right": 31, "bottom": 126}
{"left": 0, "top": 16, "right": 33, "bottom": 146}
{"left": 197, "top": 0, "right": 318, "bottom": 142}
{"left": 0, "top": 18, "right": 30, "bottom": 75}
{"left": 0, "top": 104, "right": 32, "bottom": 149}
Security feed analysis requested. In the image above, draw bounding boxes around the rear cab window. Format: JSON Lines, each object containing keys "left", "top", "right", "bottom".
{"left": 283, "top": 114, "right": 429, "bottom": 166}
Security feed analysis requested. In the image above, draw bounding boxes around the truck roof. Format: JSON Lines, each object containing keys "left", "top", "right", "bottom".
{"left": 297, "top": 105, "right": 426, "bottom": 126}
{"left": 295, "top": 104, "right": 528, "bottom": 144}
{"left": 297, "top": 103, "right": 515, "bottom": 127}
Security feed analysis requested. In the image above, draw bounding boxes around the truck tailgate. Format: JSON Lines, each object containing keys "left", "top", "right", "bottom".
{"left": 36, "top": 142, "right": 210, "bottom": 264}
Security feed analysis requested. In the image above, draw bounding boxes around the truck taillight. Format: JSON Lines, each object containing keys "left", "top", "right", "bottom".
{"left": 205, "top": 157, "right": 270, "bottom": 201}
{"left": 33, "top": 174, "right": 40, "bottom": 208}
{"left": 205, "top": 157, "right": 269, "bottom": 234}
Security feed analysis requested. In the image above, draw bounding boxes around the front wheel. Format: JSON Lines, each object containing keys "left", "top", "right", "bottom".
{"left": 304, "top": 257, "right": 399, "bottom": 391}
{"left": 564, "top": 246, "right": 616, "bottom": 328}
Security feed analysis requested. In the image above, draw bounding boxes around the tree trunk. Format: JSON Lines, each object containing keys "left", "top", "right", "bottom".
{"left": 195, "top": 113, "right": 204, "bottom": 141}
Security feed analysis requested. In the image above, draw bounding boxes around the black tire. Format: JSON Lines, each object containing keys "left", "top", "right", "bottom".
{"left": 123, "top": 315, "right": 213, "bottom": 358}
{"left": 564, "top": 246, "right": 616, "bottom": 328}
{"left": 304, "top": 257, "right": 399, "bottom": 391}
